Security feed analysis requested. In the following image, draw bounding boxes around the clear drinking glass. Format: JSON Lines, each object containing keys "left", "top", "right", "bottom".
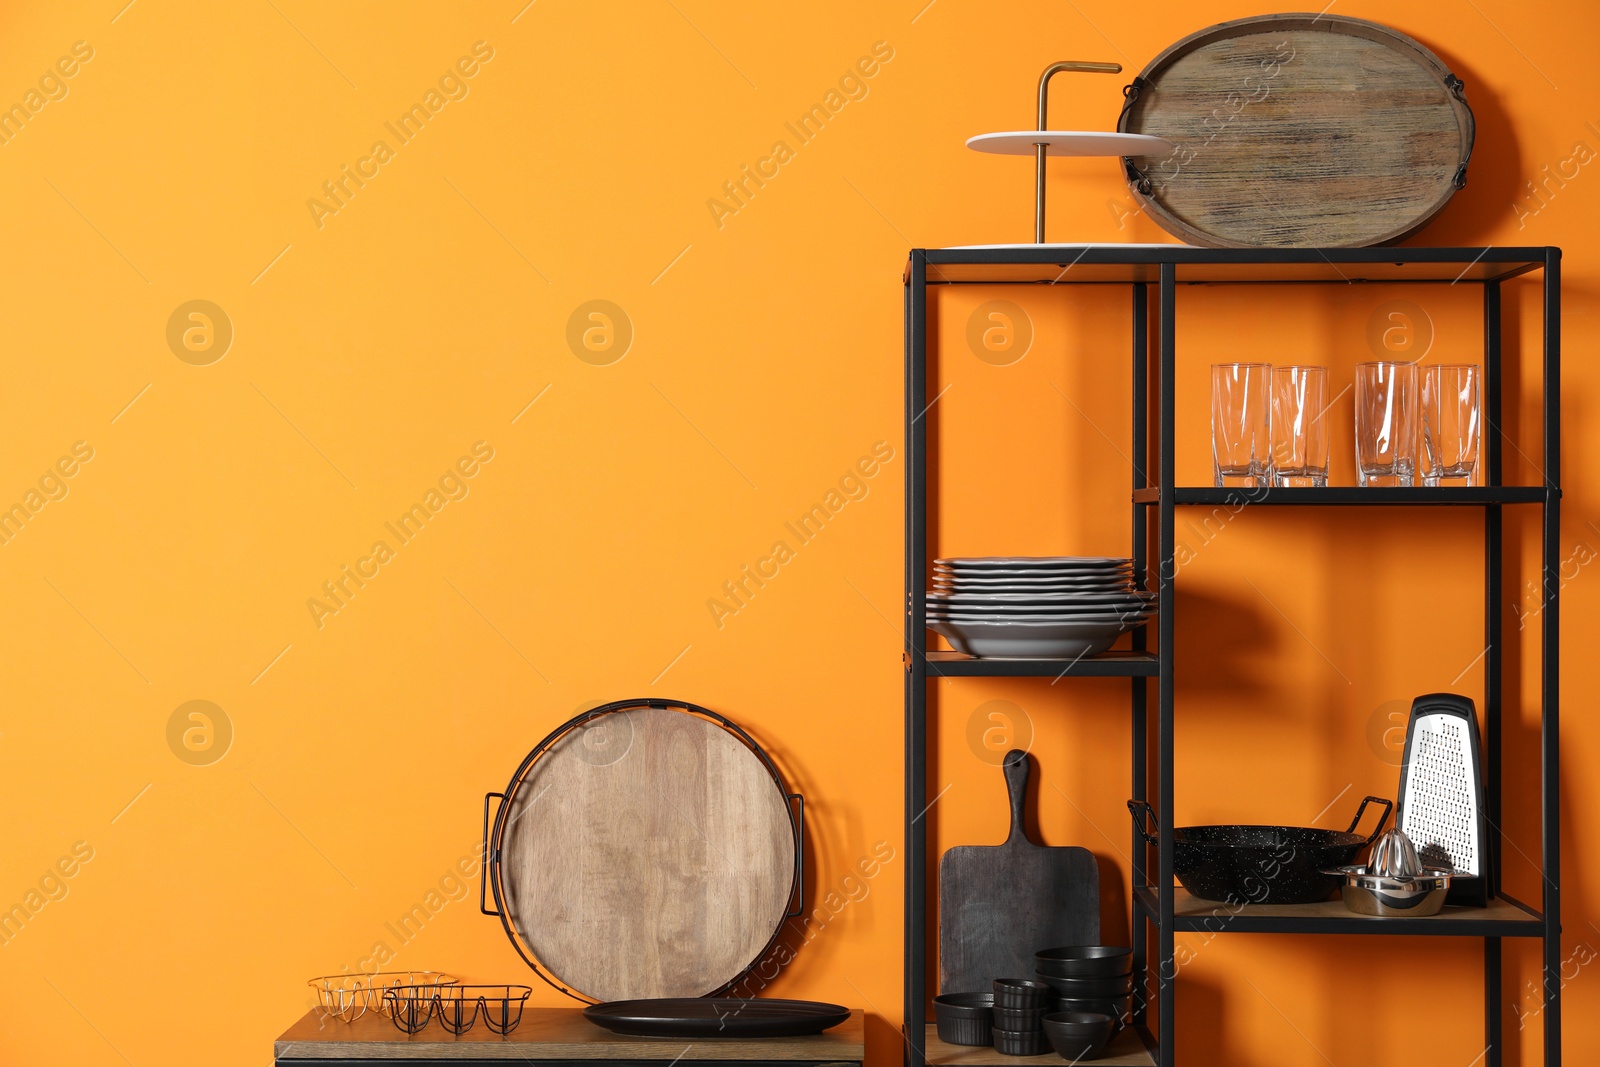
{"left": 1270, "top": 365, "right": 1331, "bottom": 487}
{"left": 1421, "top": 364, "right": 1482, "bottom": 486}
{"left": 1212, "top": 363, "right": 1272, "bottom": 488}
{"left": 1355, "top": 361, "right": 1420, "bottom": 487}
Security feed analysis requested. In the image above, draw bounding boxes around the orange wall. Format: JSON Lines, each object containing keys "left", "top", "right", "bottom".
{"left": 0, "top": 1, "right": 1593, "bottom": 1064}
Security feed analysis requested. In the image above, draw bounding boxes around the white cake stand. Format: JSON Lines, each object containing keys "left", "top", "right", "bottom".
{"left": 967, "top": 61, "right": 1171, "bottom": 243}
{"left": 966, "top": 131, "right": 1171, "bottom": 156}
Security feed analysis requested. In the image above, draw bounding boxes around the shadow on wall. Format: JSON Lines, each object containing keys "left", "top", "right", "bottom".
{"left": 1404, "top": 42, "right": 1525, "bottom": 246}
{"left": 1169, "top": 585, "right": 1275, "bottom": 698}
{"left": 1096, "top": 852, "right": 1130, "bottom": 951}
{"left": 1170, "top": 976, "right": 1226, "bottom": 1063}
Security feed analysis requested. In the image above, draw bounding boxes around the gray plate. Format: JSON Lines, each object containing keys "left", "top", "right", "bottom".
{"left": 928, "top": 607, "right": 1153, "bottom": 620}
{"left": 928, "top": 618, "right": 1135, "bottom": 659}
{"left": 935, "top": 568, "right": 1134, "bottom": 579}
{"left": 936, "top": 557, "right": 1132, "bottom": 568}
{"left": 933, "top": 577, "right": 1138, "bottom": 590}
{"left": 930, "top": 593, "right": 1153, "bottom": 607}
{"left": 928, "top": 617, "right": 1152, "bottom": 627}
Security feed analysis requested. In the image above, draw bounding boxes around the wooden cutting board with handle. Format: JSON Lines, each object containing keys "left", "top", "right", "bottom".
{"left": 939, "top": 749, "right": 1099, "bottom": 994}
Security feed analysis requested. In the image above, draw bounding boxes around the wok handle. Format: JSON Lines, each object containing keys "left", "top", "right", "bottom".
{"left": 1345, "top": 795, "right": 1394, "bottom": 844}
{"left": 1127, "top": 799, "right": 1159, "bottom": 845}
{"left": 785, "top": 793, "right": 805, "bottom": 918}
{"left": 480, "top": 791, "right": 505, "bottom": 916}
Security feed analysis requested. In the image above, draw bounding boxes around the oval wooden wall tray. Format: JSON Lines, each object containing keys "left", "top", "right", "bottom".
{"left": 1117, "top": 13, "right": 1475, "bottom": 248}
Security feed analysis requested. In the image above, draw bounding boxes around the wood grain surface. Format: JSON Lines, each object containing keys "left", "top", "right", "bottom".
{"left": 1166, "top": 887, "right": 1536, "bottom": 923}
{"left": 938, "top": 751, "right": 1099, "bottom": 995}
{"left": 1118, "top": 14, "right": 1474, "bottom": 247}
{"left": 498, "top": 708, "right": 797, "bottom": 1002}
{"left": 922, "top": 1023, "right": 1154, "bottom": 1066}
{"left": 274, "top": 1007, "right": 863, "bottom": 1061}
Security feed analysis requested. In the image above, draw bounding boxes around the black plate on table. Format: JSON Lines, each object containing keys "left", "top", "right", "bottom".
{"left": 583, "top": 998, "right": 851, "bottom": 1038}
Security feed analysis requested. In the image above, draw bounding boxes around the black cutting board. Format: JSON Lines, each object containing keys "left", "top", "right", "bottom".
{"left": 583, "top": 998, "right": 851, "bottom": 1038}
{"left": 939, "top": 749, "right": 1100, "bottom": 994}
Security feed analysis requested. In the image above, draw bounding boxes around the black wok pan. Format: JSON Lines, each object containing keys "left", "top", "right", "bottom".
{"left": 1128, "top": 796, "right": 1392, "bottom": 904}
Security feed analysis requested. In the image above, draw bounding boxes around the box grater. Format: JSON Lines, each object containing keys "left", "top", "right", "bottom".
{"left": 1397, "top": 692, "right": 1492, "bottom": 906}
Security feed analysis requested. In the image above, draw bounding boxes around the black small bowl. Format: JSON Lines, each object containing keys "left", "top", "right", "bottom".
{"left": 1042, "top": 1011, "right": 1115, "bottom": 1061}
{"left": 1036, "top": 972, "right": 1135, "bottom": 998}
{"left": 993, "top": 978, "right": 1051, "bottom": 1009}
{"left": 1035, "top": 946, "right": 1134, "bottom": 979}
{"left": 1051, "top": 994, "right": 1133, "bottom": 1031}
{"left": 992, "top": 1026, "right": 1050, "bottom": 1056}
{"left": 933, "top": 993, "right": 993, "bottom": 1047}
{"left": 993, "top": 1005, "right": 1046, "bottom": 1031}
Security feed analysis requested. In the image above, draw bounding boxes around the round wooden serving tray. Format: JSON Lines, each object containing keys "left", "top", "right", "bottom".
{"left": 485, "top": 700, "right": 800, "bottom": 1003}
{"left": 1117, "top": 13, "right": 1474, "bottom": 247}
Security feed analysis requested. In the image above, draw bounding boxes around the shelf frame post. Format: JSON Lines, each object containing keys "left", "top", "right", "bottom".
{"left": 1131, "top": 281, "right": 1151, "bottom": 1036}
{"left": 1482, "top": 277, "right": 1504, "bottom": 1066}
{"left": 903, "top": 251, "right": 929, "bottom": 1067}
{"left": 1157, "top": 262, "right": 1177, "bottom": 1067}
{"left": 1540, "top": 248, "right": 1562, "bottom": 1067}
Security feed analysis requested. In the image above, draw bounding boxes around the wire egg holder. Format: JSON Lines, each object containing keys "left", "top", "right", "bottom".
{"left": 307, "top": 971, "right": 458, "bottom": 1023}
{"left": 384, "top": 984, "right": 534, "bottom": 1036}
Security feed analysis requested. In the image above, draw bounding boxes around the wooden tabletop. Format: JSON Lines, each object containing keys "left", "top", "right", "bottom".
{"left": 275, "top": 1007, "right": 865, "bottom": 1062}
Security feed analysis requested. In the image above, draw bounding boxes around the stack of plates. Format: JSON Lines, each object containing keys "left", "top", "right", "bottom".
{"left": 926, "top": 557, "right": 1153, "bottom": 659}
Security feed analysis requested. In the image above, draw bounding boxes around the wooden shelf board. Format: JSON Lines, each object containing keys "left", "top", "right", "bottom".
{"left": 1129, "top": 486, "right": 1549, "bottom": 506}
{"left": 1135, "top": 886, "right": 1544, "bottom": 936}
{"left": 924, "top": 650, "right": 1158, "bottom": 677}
{"left": 923, "top": 1024, "right": 1153, "bottom": 1065}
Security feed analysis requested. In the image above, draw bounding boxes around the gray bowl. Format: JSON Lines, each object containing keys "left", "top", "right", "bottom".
{"left": 992, "top": 1026, "right": 1050, "bottom": 1056}
{"left": 993, "top": 1005, "right": 1046, "bottom": 1031}
{"left": 993, "top": 978, "right": 1052, "bottom": 1009}
{"left": 1034, "top": 946, "right": 1134, "bottom": 979}
{"left": 1051, "top": 994, "right": 1133, "bottom": 1031}
{"left": 1042, "top": 1012, "right": 1115, "bottom": 1061}
{"left": 933, "top": 993, "right": 993, "bottom": 1047}
{"left": 1036, "top": 972, "right": 1135, "bottom": 998}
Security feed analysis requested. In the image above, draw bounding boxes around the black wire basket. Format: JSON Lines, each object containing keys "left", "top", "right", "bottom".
{"left": 383, "top": 985, "right": 533, "bottom": 1036}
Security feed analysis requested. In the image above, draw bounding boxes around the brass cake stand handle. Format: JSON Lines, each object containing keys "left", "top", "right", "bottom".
{"left": 1034, "top": 61, "right": 1122, "bottom": 242}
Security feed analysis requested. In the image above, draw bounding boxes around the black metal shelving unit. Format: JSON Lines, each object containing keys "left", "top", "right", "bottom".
{"left": 902, "top": 246, "right": 1562, "bottom": 1067}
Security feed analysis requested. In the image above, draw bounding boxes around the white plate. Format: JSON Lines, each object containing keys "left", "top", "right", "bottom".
{"left": 930, "top": 609, "right": 1152, "bottom": 620}
{"left": 935, "top": 565, "right": 1132, "bottom": 576}
{"left": 936, "top": 571, "right": 1133, "bottom": 583}
{"left": 929, "top": 592, "right": 1153, "bottom": 605}
{"left": 936, "top": 577, "right": 1134, "bottom": 584}
{"left": 932, "top": 578, "right": 1137, "bottom": 591}
{"left": 964, "top": 131, "right": 1172, "bottom": 157}
{"left": 930, "top": 607, "right": 1150, "bottom": 618}
{"left": 937, "top": 567, "right": 1132, "bottom": 576}
{"left": 934, "top": 589, "right": 1138, "bottom": 600}
{"left": 934, "top": 617, "right": 1145, "bottom": 627}
{"left": 942, "top": 242, "right": 1194, "bottom": 250}
{"left": 932, "top": 617, "right": 1151, "bottom": 629}
{"left": 928, "top": 618, "right": 1136, "bottom": 659}
{"left": 928, "top": 604, "right": 1152, "bottom": 616}
{"left": 930, "top": 607, "right": 1152, "bottom": 619}
{"left": 936, "top": 556, "right": 1132, "bottom": 568}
